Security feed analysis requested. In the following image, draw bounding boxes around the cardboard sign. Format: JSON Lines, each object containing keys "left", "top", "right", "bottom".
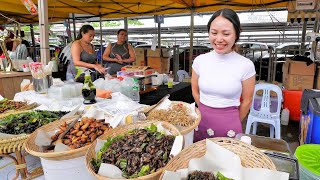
{"left": 21, "top": 0, "right": 38, "bottom": 15}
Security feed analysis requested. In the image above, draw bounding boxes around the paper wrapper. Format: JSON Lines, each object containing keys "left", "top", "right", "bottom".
{"left": 162, "top": 139, "right": 289, "bottom": 180}
{"left": 95, "top": 122, "right": 184, "bottom": 179}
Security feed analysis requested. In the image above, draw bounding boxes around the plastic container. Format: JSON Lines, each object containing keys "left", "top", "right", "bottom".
{"left": 295, "top": 144, "right": 320, "bottom": 180}
{"left": 131, "top": 78, "right": 140, "bottom": 102}
{"left": 240, "top": 136, "right": 252, "bottom": 145}
{"left": 40, "top": 156, "right": 95, "bottom": 180}
{"left": 283, "top": 89, "right": 303, "bottom": 121}
{"left": 281, "top": 108, "right": 290, "bottom": 126}
{"left": 302, "top": 98, "right": 320, "bottom": 144}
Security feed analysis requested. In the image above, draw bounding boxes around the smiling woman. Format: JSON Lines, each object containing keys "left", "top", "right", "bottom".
{"left": 191, "top": 8, "right": 256, "bottom": 141}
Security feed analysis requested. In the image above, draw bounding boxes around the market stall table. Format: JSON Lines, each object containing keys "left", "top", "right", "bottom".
{"left": 140, "top": 82, "right": 194, "bottom": 105}
{"left": 0, "top": 71, "right": 32, "bottom": 99}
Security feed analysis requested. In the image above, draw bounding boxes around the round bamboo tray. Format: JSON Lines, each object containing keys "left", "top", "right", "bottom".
{"left": 24, "top": 116, "right": 91, "bottom": 161}
{"left": 85, "top": 121, "right": 182, "bottom": 180}
{"left": 0, "top": 102, "right": 38, "bottom": 119}
{"left": 0, "top": 109, "right": 36, "bottom": 154}
{"left": 145, "top": 101, "right": 201, "bottom": 135}
{"left": 159, "top": 137, "right": 276, "bottom": 179}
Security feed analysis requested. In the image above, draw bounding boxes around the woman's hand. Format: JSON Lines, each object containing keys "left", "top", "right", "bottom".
{"left": 94, "top": 64, "right": 106, "bottom": 74}
{"left": 115, "top": 54, "right": 124, "bottom": 64}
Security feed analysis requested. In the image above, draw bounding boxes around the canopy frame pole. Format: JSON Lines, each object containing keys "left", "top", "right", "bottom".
{"left": 189, "top": 10, "right": 194, "bottom": 76}
{"left": 300, "top": 20, "right": 307, "bottom": 54}
{"left": 30, "top": 24, "right": 36, "bottom": 60}
{"left": 99, "top": 15, "right": 103, "bottom": 65}
{"left": 38, "top": 0, "right": 50, "bottom": 65}
{"left": 158, "top": 19, "right": 161, "bottom": 48}
{"left": 124, "top": 17, "right": 128, "bottom": 30}
{"left": 72, "top": 13, "right": 76, "bottom": 40}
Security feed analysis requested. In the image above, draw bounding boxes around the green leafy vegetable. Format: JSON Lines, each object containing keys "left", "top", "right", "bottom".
{"left": 216, "top": 172, "right": 234, "bottom": 180}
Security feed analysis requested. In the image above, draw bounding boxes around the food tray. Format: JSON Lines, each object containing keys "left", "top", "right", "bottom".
{"left": 85, "top": 121, "right": 181, "bottom": 180}
{"left": 159, "top": 137, "right": 276, "bottom": 179}
{"left": 145, "top": 101, "right": 201, "bottom": 135}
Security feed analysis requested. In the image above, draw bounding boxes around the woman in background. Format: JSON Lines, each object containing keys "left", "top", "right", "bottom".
{"left": 103, "top": 29, "right": 135, "bottom": 75}
{"left": 192, "top": 8, "right": 256, "bottom": 141}
{"left": 67, "top": 24, "right": 105, "bottom": 82}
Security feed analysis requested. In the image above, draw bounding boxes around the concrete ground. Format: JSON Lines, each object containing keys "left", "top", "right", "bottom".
{"left": 242, "top": 118, "right": 300, "bottom": 154}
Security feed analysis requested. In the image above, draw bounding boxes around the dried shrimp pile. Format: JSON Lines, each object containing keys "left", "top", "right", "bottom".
{"left": 146, "top": 103, "right": 195, "bottom": 127}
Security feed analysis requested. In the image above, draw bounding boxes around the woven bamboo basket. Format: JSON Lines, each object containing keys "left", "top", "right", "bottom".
{"left": 0, "top": 102, "right": 38, "bottom": 119}
{"left": 85, "top": 121, "right": 182, "bottom": 180}
{"left": 24, "top": 116, "right": 93, "bottom": 161}
{"left": 0, "top": 109, "right": 37, "bottom": 154}
{"left": 145, "top": 101, "right": 201, "bottom": 135}
{"left": 159, "top": 137, "right": 277, "bottom": 179}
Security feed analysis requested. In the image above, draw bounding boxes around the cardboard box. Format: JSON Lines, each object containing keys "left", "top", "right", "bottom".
{"left": 133, "top": 48, "right": 146, "bottom": 66}
{"left": 282, "top": 59, "right": 315, "bottom": 76}
{"left": 147, "top": 48, "right": 171, "bottom": 58}
{"left": 119, "top": 66, "right": 155, "bottom": 84}
{"left": 134, "top": 48, "right": 145, "bottom": 56}
{"left": 283, "top": 74, "right": 314, "bottom": 90}
{"left": 315, "top": 76, "right": 320, "bottom": 89}
{"left": 147, "top": 57, "right": 170, "bottom": 73}
{"left": 134, "top": 55, "right": 146, "bottom": 66}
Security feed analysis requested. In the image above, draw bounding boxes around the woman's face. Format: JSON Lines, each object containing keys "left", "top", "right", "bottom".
{"left": 81, "top": 30, "right": 95, "bottom": 43}
{"left": 117, "top": 30, "right": 128, "bottom": 43}
{"left": 209, "top": 16, "right": 237, "bottom": 54}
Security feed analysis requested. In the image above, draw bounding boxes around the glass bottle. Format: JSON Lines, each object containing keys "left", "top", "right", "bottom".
{"left": 82, "top": 71, "right": 97, "bottom": 104}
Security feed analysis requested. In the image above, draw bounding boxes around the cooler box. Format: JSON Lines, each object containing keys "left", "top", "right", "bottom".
{"left": 283, "top": 89, "right": 302, "bottom": 121}
{"left": 301, "top": 98, "right": 320, "bottom": 144}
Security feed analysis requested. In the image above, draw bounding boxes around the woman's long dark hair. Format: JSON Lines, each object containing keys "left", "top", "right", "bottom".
{"left": 76, "top": 25, "right": 95, "bottom": 40}
{"left": 207, "top": 8, "right": 241, "bottom": 49}
{"left": 117, "top": 29, "right": 127, "bottom": 35}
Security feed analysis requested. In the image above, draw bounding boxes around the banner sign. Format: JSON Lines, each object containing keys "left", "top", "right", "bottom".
{"left": 21, "top": 0, "right": 38, "bottom": 15}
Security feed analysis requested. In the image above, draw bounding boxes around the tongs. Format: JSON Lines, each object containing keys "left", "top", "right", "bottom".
{"left": 138, "top": 94, "right": 170, "bottom": 120}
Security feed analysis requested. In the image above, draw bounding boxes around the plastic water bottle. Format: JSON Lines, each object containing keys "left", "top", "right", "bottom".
{"left": 281, "top": 108, "right": 290, "bottom": 125}
{"left": 132, "top": 79, "right": 140, "bottom": 102}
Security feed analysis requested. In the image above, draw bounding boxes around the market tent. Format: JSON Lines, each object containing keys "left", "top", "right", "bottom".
{"left": 0, "top": 0, "right": 292, "bottom": 24}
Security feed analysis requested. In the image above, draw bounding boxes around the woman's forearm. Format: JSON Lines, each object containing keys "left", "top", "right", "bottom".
{"left": 74, "top": 60, "right": 95, "bottom": 69}
{"left": 103, "top": 57, "right": 117, "bottom": 62}
{"left": 192, "top": 91, "right": 200, "bottom": 106}
{"left": 122, "top": 57, "right": 135, "bottom": 63}
{"left": 239, "top": 99, "right": 252, "bottom": 121}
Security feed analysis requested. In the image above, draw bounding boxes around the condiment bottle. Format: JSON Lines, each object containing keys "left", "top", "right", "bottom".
{"left": 82, "top": 71, "right": 97, "bottom": 104}
{"left": 168, "top": 71, "right": 173, "bottom": 89}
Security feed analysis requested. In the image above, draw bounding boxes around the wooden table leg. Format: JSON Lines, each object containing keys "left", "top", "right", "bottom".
{"left": 15, "top": 151, "right": 27, "bottom": 179}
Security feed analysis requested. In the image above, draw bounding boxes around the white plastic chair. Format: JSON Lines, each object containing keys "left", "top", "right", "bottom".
{"left": 245, "top": 83, "right": 283, "bottom": 139}
{"left": 177, "top": 70, "right": 190, "bottom": 82}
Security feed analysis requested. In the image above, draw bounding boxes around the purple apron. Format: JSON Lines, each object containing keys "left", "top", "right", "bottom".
{"left": 194, "top": 102, "right": 242, "bottom": 142}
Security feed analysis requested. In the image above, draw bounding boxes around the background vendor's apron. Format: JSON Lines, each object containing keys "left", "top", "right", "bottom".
{"left": 194, "top": 102, "right": 242, "bottom": 142}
